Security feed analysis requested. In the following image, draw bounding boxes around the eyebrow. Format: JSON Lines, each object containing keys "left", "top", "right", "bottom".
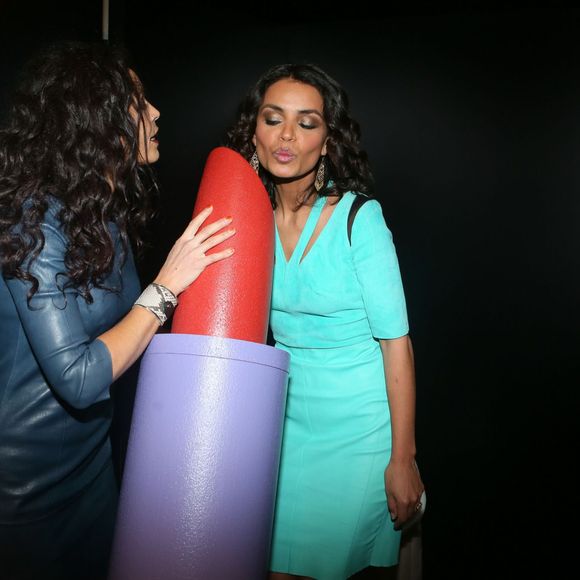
{"left": 261, "top": 104, "right": 324, "bottom": 118}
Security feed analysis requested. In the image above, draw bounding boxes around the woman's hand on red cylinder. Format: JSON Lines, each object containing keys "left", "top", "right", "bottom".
{"left": 154, "top": 206, "right": 236, "bottom": 296}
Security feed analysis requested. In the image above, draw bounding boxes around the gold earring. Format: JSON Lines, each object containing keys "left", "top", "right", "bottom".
{"left": 250, "top": 151, "right": 259, "bottom": 174}
{"left": 314, "top": 157, "right": 326, "bottom": 191}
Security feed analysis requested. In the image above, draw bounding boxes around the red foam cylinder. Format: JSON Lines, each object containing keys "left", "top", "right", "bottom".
{"left": 170, "top": 147, "right": 274, "bottom": 343}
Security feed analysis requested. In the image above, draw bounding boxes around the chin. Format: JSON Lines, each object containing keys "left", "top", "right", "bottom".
{"left": 147, "top": 149, "right": 160, "bottom": 164}
{"left": 137, "top": 153, "right": 160, "bottom": 166}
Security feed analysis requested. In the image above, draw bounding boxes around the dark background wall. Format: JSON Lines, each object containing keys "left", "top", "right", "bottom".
{"left": 1, "top": 1, "right": 577, "bottom": 578}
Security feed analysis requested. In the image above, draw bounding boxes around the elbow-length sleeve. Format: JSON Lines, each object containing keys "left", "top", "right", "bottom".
{"left": 4, "top": 214, "right": 113, "bottom": 409}
{"left": 350, "top": 199, "right": 409, "bottom": 339}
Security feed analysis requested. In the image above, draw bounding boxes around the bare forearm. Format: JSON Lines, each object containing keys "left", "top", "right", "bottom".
{"left": 98, "top": 208, "right": 236, "bottom": 382}
{"left": 98, "top": 306, "right": 160, "bottom": 381}
{"left": 380, "top": 335, "right": 417, "bottom": 462}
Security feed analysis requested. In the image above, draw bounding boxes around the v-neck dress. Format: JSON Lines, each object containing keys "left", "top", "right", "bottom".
{"left": 269, "top": 192, "right": 409, "bottom": 579}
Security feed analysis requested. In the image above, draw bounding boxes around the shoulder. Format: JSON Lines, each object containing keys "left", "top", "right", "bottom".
{"left": 342, "top": 190, "right": 367, "bottom": 207}
{"left": 350, "top": 195, "right": 393, "bottom": 246}
{"left": 343, "top": 191, "right": 378, "bottom": 206}
{"left": 348, "top": 193, "right": 383, "bottom": 222}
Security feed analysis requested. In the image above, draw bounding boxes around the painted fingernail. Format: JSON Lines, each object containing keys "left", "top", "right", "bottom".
{"left": 225, "top": 215, "right": 233, "bottom": 221}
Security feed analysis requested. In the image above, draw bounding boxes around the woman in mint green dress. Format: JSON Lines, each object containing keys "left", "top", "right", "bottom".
{"left": 226, "top": 64, "right": 424, "bottom": 580}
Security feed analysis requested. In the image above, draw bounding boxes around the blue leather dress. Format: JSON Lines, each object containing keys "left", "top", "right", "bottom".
{"left": 0, "top": 201, "right": 141, "bottom": 579}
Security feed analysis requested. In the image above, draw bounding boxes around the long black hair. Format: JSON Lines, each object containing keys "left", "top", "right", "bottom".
{"left": 0, "top": 41, "right": 158, "bottom": 302}
{"left": 225, "top": 63, "right": 374, "bottom": 207}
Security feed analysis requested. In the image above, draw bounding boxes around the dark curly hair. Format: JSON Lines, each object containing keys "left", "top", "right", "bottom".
{"left": 0, "top": 41, "right": 158, "bottom": 302}
{"left": 225, "top": 63, "right": 374, "bottom": 208}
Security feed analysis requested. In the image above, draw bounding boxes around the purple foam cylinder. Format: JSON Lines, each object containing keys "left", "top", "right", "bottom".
{"left": 108, "top": 334, "right": 289, "bottom": 580}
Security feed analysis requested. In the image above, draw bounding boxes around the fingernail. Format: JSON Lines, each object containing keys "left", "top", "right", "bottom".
{"left": 206, "top": 205, "right": 213, "bottom": 211}
{"left": 225, "top": 215, "right": 233, "bottom": 221}
{"left": 228, "top": 228, "right": 236, "bottom": 234}
{"left": 228, "top": 248, "right": 235, "bottom": 255}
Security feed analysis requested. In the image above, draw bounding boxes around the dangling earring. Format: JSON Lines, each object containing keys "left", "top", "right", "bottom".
{"left": 250, "top": 150, "right": 259, "bottom": 174}
{"left": 314, "top": 156, "right": 326, "bottom": 191}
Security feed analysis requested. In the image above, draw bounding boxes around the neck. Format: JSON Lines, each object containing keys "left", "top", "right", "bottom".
{"left": 275, "top": 175, "right": 317, "bottom": 214}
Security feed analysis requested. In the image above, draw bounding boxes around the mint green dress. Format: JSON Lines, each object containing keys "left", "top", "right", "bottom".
{"left": 269, "top": 192, "right": 409, "bottom": 579}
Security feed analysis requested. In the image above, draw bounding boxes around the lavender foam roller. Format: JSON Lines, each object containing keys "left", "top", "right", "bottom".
{"left": 108, "top": 334, "right": 289, "bottom": 579}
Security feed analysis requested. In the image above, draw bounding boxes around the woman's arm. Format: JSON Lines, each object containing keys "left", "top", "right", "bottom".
{"left": 99, "top": 205, "right": 235, "bottom": 380}
{"left": 349, "top": 198, "right": 424, "bottom": 527}
{"left": 380, "top": 335, "right": 424, "bottom": 529}
{"left": 5, "top": 206, "right": 234, "bottom": 408}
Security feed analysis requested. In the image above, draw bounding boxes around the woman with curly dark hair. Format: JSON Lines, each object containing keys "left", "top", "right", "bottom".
{"left": 226, "top": 64, "right": 424, "bottom": 580}
{"left": 0, "top": 42, "right": 234, "bottom": 580}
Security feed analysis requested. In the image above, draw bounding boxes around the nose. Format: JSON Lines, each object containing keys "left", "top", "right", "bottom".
{"left": 148, "top": 101, "right": 160, "bottom": 121}
{"left": 279, "top": 123, "right": 295, "bottom": 142}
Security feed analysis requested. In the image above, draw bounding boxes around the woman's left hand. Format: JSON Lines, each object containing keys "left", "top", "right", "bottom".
{"left": 384, "top": 458, "right": 424, "bottom": 531}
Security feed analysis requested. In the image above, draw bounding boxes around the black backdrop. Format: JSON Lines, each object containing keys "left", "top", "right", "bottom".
{"left": 1, "top": 1, "right": 578, "bottom": 578}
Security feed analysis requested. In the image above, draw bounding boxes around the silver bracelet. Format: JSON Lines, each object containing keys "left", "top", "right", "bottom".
{"left": 134, "top": 283, "right": 178, "bottom": 326}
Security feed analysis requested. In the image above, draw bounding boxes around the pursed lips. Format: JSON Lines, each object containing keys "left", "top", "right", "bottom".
{"left": 273, "top": 148, "right": 295, "bottom": 163}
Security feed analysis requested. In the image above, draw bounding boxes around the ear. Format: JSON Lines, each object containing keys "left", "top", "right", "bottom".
{"left": 252, "top": 134, "right": 257, "bottom": 147}
{"left": 321, "top": 137, "right": 328, "bottom": 156}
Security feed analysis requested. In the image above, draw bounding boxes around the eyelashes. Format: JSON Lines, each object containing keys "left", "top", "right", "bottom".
{"left": 264, "top": 118, "right": 319, "bottom": 130}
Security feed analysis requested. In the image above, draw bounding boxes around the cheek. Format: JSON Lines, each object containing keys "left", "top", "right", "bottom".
{"left": 305, "top": 135, "right": 327, "bottom": 154}
{"left": 144, "top": 120, "right": 153, "bottom": 139}
{"left": 254, "top": 126, "right": 269, "bottom": 148}
{"left": 136, "top": 126, "right": 145, "bottom": 148}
